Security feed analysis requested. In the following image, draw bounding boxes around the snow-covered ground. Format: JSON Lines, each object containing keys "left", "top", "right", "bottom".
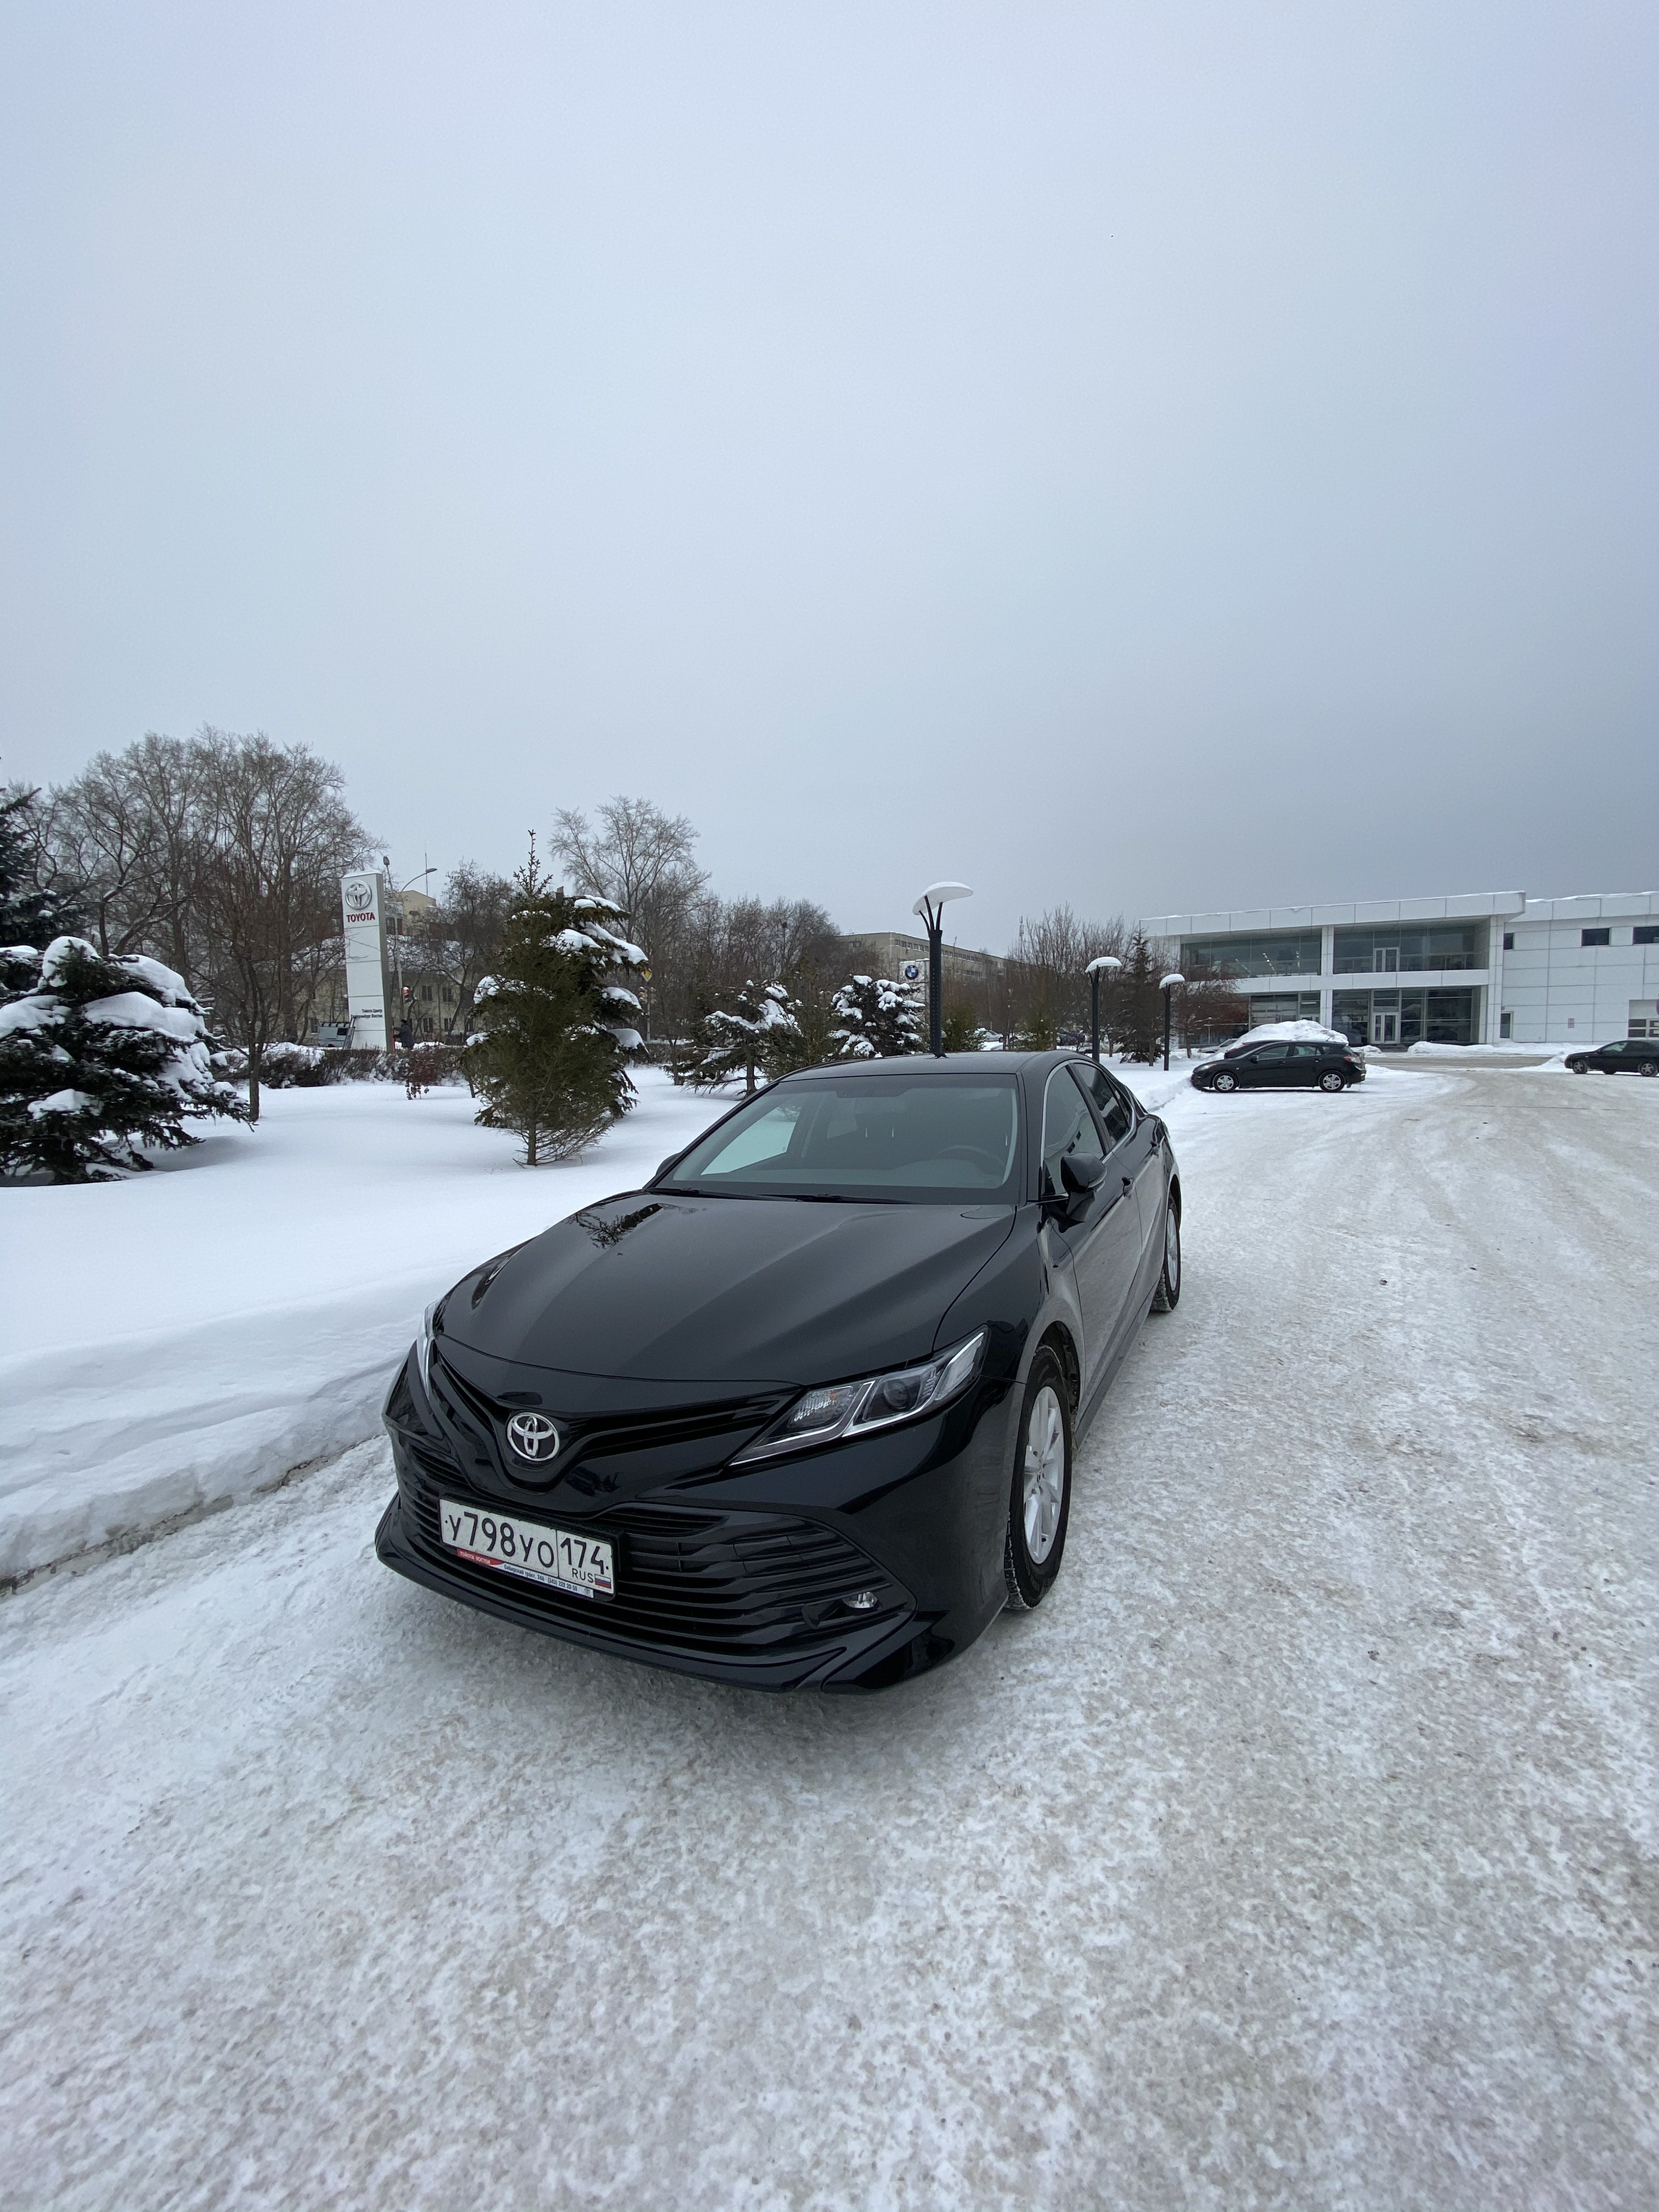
{"left": 3, "top": 1063, "right": 1654, "bottom": 2209}
{"left": 0, "top": 1071, "right": 728, "bottom": 1579}
{"left": 0, "top": 1058, "right": 1198, "bottom": 1582}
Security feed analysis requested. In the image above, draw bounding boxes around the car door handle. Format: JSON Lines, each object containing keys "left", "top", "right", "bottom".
{"left": 1122, "top": 1176, "right": 1132, "bottom": 1190}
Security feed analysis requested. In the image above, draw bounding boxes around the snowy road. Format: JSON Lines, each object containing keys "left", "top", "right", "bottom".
{"left": 4, "top": 1068, "right": 1655, "bottom": 2211}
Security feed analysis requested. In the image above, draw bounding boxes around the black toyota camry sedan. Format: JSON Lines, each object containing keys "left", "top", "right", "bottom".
{"left": 376, "top": 1052, "right": 1182, "bottom": 1691}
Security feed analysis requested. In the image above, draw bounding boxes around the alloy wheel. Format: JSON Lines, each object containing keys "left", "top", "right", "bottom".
{"left": 1023, "top": 1385, "right": 1066, "bottom": 1565}
{"left": 1213, "top": 1070, "right": 1237, "bottom": 1092}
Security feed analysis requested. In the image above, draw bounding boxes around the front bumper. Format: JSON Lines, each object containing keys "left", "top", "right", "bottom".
{"left": 377, "top": 1349, "right": 1018, "bottom": 1691}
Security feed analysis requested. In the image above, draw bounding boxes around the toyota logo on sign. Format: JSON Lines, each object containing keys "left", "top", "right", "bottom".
{"left": 346, "top": 881, "right": 373, "bottom": 913}
{"left": 506, "top": 1410, "right": 561, "bottom": 1463}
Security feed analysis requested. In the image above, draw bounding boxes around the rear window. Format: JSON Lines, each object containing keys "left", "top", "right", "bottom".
{"left": 661, "top": 1076, "right": 1023, "bottom": 1201}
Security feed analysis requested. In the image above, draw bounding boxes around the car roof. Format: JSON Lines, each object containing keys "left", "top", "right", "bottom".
{"left": 774, "top": 1050, "right": 1081, "bottom": 1081}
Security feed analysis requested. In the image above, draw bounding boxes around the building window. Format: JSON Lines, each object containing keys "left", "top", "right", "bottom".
{"left": 1635, "top": 925, "right": 1658, "bottom": 946}
{"left": 1503, "top": 932, "right": 1514, "bottom": 951}
{"left": 1500, "top": 1011, "right": 1513, "bottom": 1038}
{"left": 1331, "top": 987, "right": 1477, "bottom": 1047}
{"left": 1581, "top": 928, "right": 1610, "bottom": 947}
{"left": 1333, "top": 923, "right": 1481, "bottom": 973}
{"left": 1179, "top": 932, "right": 1321, "bottom": 978}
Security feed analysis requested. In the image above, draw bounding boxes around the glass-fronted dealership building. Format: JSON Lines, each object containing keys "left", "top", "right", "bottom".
{"left": 1136, "top": 891, "right": 1659, "bottom": 1047}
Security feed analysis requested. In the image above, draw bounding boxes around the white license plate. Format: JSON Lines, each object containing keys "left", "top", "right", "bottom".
{"left": 439, "top": 1498, "right": 614, "bottom": 1600}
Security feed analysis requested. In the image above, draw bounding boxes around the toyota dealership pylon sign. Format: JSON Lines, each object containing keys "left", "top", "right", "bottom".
{"left": 341, "top": 871, "right": 392, "bottom": 1049}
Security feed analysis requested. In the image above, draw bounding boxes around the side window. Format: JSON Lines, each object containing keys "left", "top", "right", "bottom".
{"left": 1254, "top": 1043, "right": 1290, "bottom": 1064}
{"left": 1287, "top": 1043, "right": 1321, "bottom": 1060}
{"left": 1042, "top": 1068, "right": 1105, "bottom": 1196}
{"left": 1073, "top": 1063, "right": 1132, "bottom": 1147}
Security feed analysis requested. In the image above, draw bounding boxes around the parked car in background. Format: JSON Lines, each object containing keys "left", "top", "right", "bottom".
{"left": 1565, "top": 1040, "right": 1659, "bottom": 1076}
{"left": 1192, "top": 1039, "right": 1365, "bottom": 1093}
{"left": 377, "top": 1052, "right": 1182, "bottom": 1691}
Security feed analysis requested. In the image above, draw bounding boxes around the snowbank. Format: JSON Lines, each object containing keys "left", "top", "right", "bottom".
{"left": 1228, "top": 1019, "right": 1350, "bottom": 1049}
{"left": 0, "top": 1071, "right": 725, "bottom": 1580}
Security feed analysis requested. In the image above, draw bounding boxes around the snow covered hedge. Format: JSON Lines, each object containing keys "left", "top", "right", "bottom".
{"left": 0, "top": 936, "right": 247, "bottom": 1182}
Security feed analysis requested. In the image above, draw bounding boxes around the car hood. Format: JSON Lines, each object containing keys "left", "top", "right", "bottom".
{"left": 439, "top": 1192, "right": 1018, "bottom": 1386}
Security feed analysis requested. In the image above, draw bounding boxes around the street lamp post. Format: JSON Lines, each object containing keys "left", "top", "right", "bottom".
{"left": 386, "top": 862, "right": 436, "bottom": 1042}
{"left": 911, "top": 882, "right": 973, "bottom": 1057}
{"left": 1159, "top": 972, "right": 1186, "bottom": 1072}
{"left": 1085, "top": 954, "right": 1122, "bottom": 1064}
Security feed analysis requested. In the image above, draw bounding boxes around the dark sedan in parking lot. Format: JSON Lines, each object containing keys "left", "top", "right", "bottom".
{"left": 1565, "top": 1040, "right": 1659, "bottom": 1076}
{"left": 376, "top": 1052, "right": 1182, "bottom": 1690}
{"left": 1190, "top": 1037, "right": 1365, "bottom": 1093}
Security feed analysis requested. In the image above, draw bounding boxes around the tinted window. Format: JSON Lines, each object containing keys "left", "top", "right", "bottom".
{"left": 1635, "top": 924, "right": 1658, "bottom": 945}
{"left": 1582, "top": 928, "right": 1610, "bottom": 947}
{"left": 1253, "top": 1043, "right": 1290, "bottom": 1064}
{"left": 1287, "top": 1043, "right": 1321, "bottom": 1060}
{"left": 664, "top": 1077, "right": 1021, "bottom": 1201}
{"left": 1042, "top": 1069, "right": 1105, "bottom": 1198}
{"left": 1072, "top": 1063, "right": 1132, "bottom": 1147}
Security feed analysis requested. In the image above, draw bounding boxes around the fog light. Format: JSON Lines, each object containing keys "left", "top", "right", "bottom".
{"left": 847, "top": 1589, "right": 880, "bottom": 1612}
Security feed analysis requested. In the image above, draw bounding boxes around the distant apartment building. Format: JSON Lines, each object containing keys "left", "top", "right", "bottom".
{"left": 1136, "top": 890, "right": 1658, "bottom": 1048}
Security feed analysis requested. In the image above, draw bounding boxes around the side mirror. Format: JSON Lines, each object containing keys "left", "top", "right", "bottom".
{"left": 1056, "top": 1150, "right": 1106, "bottom": 1220}
{"left": 1060, "top": 1149, "right": 1107, "bottom": 1195}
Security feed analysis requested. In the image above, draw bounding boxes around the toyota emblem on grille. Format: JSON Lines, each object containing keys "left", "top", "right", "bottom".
{"left": 505, "top": 1410, "right": 561, "bottom": 1463}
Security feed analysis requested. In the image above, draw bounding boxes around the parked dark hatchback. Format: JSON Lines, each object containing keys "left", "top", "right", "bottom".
{"left": 1566, "top": 1040, "right": 1659, "bottom": 1076}
{"left": 376, "top": 1053, "right": 1182, "bottom": 1690}
{"left": 1190, "top": 1039, "right": 1365, "bottom": 1093}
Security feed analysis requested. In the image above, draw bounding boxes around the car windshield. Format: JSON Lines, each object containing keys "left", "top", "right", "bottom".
{"left": 661, "top": 1075, "right": 1022, "bottom": 1201}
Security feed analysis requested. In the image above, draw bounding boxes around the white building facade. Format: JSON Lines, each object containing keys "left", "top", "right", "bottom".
{"left": 1137, "top": 890, "right": 1659, "bottom": 1048}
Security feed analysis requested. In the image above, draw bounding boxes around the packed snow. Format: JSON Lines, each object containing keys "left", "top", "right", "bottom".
{"left": 0, "top": 1070, "right": 726, "bottom": 1581}
{"left": 2, "top": 1062, "right": 1653, "bottom": 2209}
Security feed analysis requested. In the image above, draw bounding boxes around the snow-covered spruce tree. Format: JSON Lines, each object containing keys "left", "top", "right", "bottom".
{"left": 0, "top": 785, "right": 78, "bottom": 948}
{"left": 462, "top": 841, "right": 647, "bottom": 1166}
{"left": 0, "top": 936, "right": 247, "bottom": 1182}
{"left": 696, "top": 981, "right": 800, "bottom": 1095}
{"left": 830, "top": 973, "right": 924, "bottom": 1060}
{"left": 1109, "top": 930, "right": 1166, "bottom": 1064}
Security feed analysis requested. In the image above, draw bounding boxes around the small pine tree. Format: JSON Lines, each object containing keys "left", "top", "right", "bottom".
{"left": 0, "top": 785, "right": 77, "bottom": 947}
{"left": 831, "top": 974, "right": 924, "bottom": 1060}
{"left": 940, "top": 1001, "right": 985, "bottom": 1054}
{"left": 462, "top": 840, "right": 647, "bottom": 1165}
{"left": 696, "top": 980, "right": 800, "bottom": 1095}
{"left": 1110, "top": 931, "right": 1166, "bottom": 1064}
{"left": 0, "top": 936, "right": 247, "bottom": 1183}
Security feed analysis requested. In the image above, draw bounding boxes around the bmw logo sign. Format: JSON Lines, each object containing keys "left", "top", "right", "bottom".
{"left": 506, "top": 1410, "right": 561, "bottom": 1463}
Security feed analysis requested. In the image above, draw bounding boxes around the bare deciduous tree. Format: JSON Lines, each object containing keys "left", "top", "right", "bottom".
{"left": 1002, "top": 907, "right": 1126, "bottom": 1046}
{"left": 185, "top": 731, "right": 371, "bottom": 1120}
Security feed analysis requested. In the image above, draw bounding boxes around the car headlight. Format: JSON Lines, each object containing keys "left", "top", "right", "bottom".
{"left": 731, "top": 1330, "right": 987, "bottom": 1466}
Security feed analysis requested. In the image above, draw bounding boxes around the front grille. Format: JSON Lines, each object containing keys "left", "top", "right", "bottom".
{"left": 397, "top": 1447, "right": 904, "bottom": 1657}
{"left": 427, "top": 1350, "right": 788, "bottom": 1489}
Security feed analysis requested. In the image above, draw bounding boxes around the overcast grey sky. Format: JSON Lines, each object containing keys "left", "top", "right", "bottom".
{"left": 2, "top": 1, "right": 1654, "bottom": 946}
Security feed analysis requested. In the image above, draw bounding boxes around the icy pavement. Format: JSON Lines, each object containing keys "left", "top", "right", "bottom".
{"left": 3, "top": 1066, "right": 1655, "bottom": 2210}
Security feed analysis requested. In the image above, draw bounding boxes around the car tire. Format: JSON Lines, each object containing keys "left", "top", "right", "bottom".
{"left": 1003, "top": 1350, "right": 1073, "bottom": 1611}
{"left": 1211, "top": 1069, "right": 1237, "bottom": 1093}
{"left": 1640, "top": 1060, "right": 1658, "bottom": 1077}
{"left": 1150, "top": 1198, "right": 1181, "bottom": 1312}
{"left": 1568, "top": 1059, "right": 1588, "bottom": 1073}
{"left": 1318, "top": 1070, "right": 1344, "bottom": 1092}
